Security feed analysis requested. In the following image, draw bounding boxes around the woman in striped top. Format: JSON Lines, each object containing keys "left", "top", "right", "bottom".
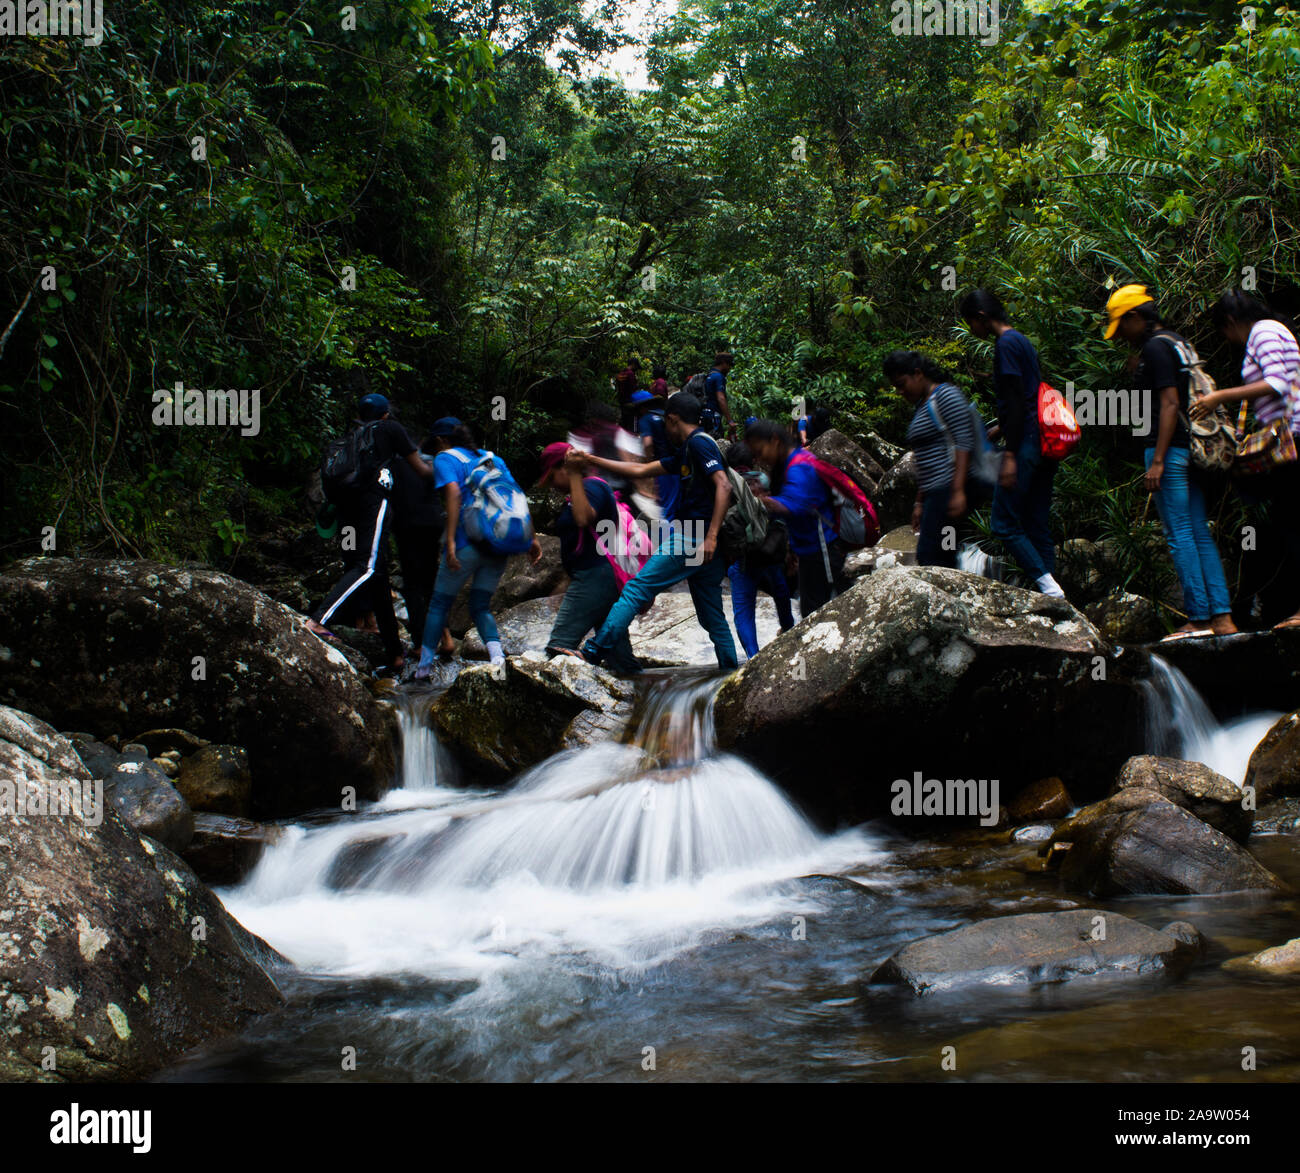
{"left": 883, "top": 350, "right": 981, "bottom": 568}
{"left": 1195, "top": 290, "right": 1300, "bottom": 628}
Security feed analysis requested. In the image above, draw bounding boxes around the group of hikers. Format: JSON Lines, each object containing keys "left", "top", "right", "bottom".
{"left": 304, "top": 281, "right": 1300, "bottom": 675}
{"left": 893, "top": 285, "right": 1300, "bottom": 640}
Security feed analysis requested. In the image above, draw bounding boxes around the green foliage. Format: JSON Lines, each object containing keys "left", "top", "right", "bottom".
{"left": 3, "top": 0, "right": 1298, "bottom": 587}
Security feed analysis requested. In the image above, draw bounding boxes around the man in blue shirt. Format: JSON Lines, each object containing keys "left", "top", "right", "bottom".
{"left": 959, "top": 289, "right": 1064, "bottom": 597}
{"left": 703, "top": 352, "right": 734, "bottom": 437}
{"left": 631, "top": 388, "right": 678, "bottom": 518}
{"left": 576, "top": 392, "right": 738, "bottom": 670}
{"left": 745, "top": 419, "right": 847, "bottom": 616}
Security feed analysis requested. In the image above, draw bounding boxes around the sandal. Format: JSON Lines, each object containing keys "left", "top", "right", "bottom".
{"left": 305, "top": 620, "right": 342, "bottom": 644}
{"left": 1160, "top": 627, "right": 1212, "bottom": 643}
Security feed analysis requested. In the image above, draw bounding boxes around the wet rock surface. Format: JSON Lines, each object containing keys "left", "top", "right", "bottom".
{"left": 429, "top": 657, "right": 637, "bottom": 780}
{"left": 1148, "top": 628, "right": 1300, "bottom": 716}
{"left": 1007, "top": 776, "right": 1073, "bottom": 824}
{"left": 0, "top": 706, "right": 283, "bottom": 1081}
{"left": 0, "top": 557, "right": 398, "bottom": 818}
{"left": 102, "top": 758, "right": 194, "bottom": 854}
{"left": 870, "top": 909, "right": 1204, "bottom": 995}
{"left": 1046, "top": 791, "right": 1285, "bottom": 896}
{"left": 1111, "top": 754, "right": 1252, "bottom": 842}
{"left": 1244, "top": 709, "right": 1300, "bottom": 804}
{"left": 175, "top": 744, "right": 253, "bottom": 818}
{"left": 714, "top": 566, "right": 1147, "bottom": 821}
{"left": 1222, "top": 937, "right": 1300, "bottom": 977}
{"left": 181, "top": 813, "right": 283, "bottom": 886}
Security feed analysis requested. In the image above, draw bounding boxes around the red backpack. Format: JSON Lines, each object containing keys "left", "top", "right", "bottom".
{"left": 789, "top": 451, "right": 880, "bottom": 548}
{"left": 1038, "top": 381, "right": 1081, "bottom": 460}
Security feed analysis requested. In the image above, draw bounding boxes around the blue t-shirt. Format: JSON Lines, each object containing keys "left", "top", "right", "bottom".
{"left": 638, "top": 410, "right": 680, "bottom": 516}
{"left": 556, "top": 477, "right": 618, "bottom": 574}
{"left": 704, "top": 368, "right": 726, "bottom": 411}
{"left": 433, "top": 446, "right": 514, "bottom": 550}
{"left": 994, "top": 328, "right": 1042, "bottom": 435}
{"left": 658, "top": 429, "right": 726, "bottom": 525}
{"left": 772, "top": 451, "right": 836, "bottom": 557}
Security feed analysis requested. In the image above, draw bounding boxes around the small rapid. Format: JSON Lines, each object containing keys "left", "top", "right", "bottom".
{"left": 1142, "top": 655, "right": 1280, "bottom": 783}
{"left": 168, "top": 654, "right": 1300, "bottom": 1083}
{"left": 224, "top": 672, "right": 882, "bottom": 981}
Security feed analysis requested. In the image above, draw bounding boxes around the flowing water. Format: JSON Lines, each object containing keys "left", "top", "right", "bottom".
{"left": 159, "top": 660, "right": 1300, "bottom": 1083}
{"left": 1142, "top": 655, "right": 1282, "bottom": 783}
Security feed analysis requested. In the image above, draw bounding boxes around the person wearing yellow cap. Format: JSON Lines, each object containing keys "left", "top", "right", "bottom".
{"left": 1105, "top": 284, "right": 1237, "bottom": 640}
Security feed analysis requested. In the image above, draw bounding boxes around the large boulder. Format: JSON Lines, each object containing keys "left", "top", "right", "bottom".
{"left": 429, "top": 657, "right": 637, "bottom": 780}
{"left": 808, "top": 428, "right": 883, "bottom": 497}
{"left": 0, "top": 707, "right": 283, "bottom": 1081}
{"left": 1243, "top": 709, "right": 1300, "bottom": 804}
{"left": 1045, "top": 791, "right": 1285, "bottom": 896}
{"left": 872, "top": 452, "right": 918, "bottom": 533}
{"left": 448, "top": 535, "right": 566, "bottom": 636}
{"left": 835, "top": 418, "right": 905, "bottom": 471}
{"left": 871, "top": 910, "right": 1203, "bottom": 995}
{"left": 461, "top": 589, "right": 786, "bottom": 666}
{"left": 1111, "top": 755, "right": 1252, "bottom": 841}
{"left": 1084, "top": 590, "right": 1165, "bottom": 645}
{"left": 713, "top": 566, "right": 1147, "bottom": 821}
{"left": 0, "top": 558, "right": 398, "bottom": 818}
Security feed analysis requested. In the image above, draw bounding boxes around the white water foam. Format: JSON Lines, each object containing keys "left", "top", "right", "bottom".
{"left": 225, "top": 677, "right": 884, "bottom": 982}
{"left": 1143, "top": 655, "right": 1279, "bottom": 783}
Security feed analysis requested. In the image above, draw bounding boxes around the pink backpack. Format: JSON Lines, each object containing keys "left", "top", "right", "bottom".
{"left": 790, "top": 451, "right": 880, "bottom": 548}
{"left": 572, "top": 478, "right": 652, "bottom": 587}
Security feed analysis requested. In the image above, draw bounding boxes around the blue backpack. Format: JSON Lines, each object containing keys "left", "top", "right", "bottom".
{"left": 452, "top": 449, "right": 535, "bottom": 554}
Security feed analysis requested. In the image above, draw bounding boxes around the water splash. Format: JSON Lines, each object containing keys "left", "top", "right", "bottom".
{"left": 226, "top": 670, "right": 881, "bottom": 980}
{"left": 1143, "top": 655, "right": 1279, "bottom": 783}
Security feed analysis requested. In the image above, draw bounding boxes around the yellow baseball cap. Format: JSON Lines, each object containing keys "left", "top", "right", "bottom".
{"left": 1104, "top": 283, "right": 1153, "bottom": 339}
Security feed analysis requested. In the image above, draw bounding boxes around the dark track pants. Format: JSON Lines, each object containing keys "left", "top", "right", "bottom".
{"left": 313, "top": 493, "right": 401, "bottom": 664}
{"left": 394, "top": 522, "right": 442, "bottom": 651}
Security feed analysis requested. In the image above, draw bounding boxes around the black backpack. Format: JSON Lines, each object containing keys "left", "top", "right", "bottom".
{"left": 321, "top": 420, "right": 383, "bottom": 504}
{"left": 681, "top": 371, "right": 709, "bottom": 401}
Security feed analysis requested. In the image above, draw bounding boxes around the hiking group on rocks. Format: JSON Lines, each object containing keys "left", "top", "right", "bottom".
{"left": 303, "top": 283, "right": 1300, "bottom": 677}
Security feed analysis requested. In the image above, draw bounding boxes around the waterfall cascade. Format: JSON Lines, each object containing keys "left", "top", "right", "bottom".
{"left": 225, "top": 671, "right": 878, "bottom": 978}
{"left": 1141, "top": 655, "right": 1280, "bottom": 783}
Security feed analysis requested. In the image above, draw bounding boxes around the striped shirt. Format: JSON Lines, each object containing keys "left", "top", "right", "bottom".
{"left": 1242, "top": 319, "right": 1300, "bottom": 425}
{"left": 907, "top": 382, "right": 979, "bottom": 493}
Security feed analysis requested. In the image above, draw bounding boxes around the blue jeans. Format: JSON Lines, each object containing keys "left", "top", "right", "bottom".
{"left": 591, "top": 539, "right": 738, "bottom": 670}
{"left": 1145, "top": 447, "right": 1232, "bottom": 621}
{"left": 728, "top": 561, "right": 796, "bottom": 658}
{"left": 417, "top": 543, "right": 508, "bottom": 669}
{"left": 991, "top": 434, "right": 1057, "bottom": 581}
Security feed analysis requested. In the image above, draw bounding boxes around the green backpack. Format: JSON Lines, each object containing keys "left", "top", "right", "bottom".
{"left": 695, "top": 435, "right": 787, "bottom": 565}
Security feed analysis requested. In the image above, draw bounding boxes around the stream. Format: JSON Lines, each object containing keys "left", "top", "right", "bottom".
{"left": 158, "top": 659, "right": 1300, "bottom": 1083}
